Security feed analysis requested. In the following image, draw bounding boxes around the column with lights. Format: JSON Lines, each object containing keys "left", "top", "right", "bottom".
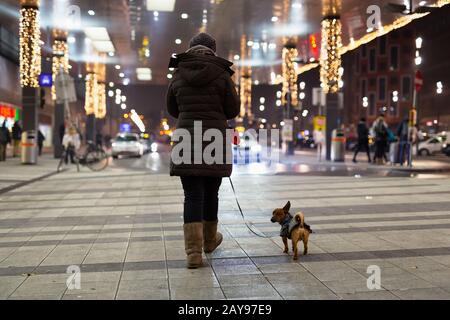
{"left": 20, "top": 0, "right": 41, "bottom": 135}
{"left": 52, "top": 29, "right": 69, "bottom": 158}
{"left": 95, "top": 59, "right": 107, "bottom": 139}
{"left": 84, "top": 62, "right": 98, "bottom": 143}
{"left": 239, "top": 35, "right": 253, "bottom": 126}
{"left": 281, "top": 38, "right": 299, "bottom": 155}
{"left": 320, "top": 15, "right": 343, "bottom": 160}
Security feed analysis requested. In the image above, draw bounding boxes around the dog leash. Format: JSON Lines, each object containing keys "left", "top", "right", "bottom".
{"left": 228, "top": 177, "right": 269, "bottom": 238}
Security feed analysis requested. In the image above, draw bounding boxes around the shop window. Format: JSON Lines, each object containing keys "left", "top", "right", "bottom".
{"left": 402, "top": 76, "right": 411, "bottom": 101}
{"left": 379, "top": 37, "right": 387, "bottom": 55}
{"left": 0, "top": 27, "right": 19, "bottom": 64}
{"left": 378, "top": 77, "right": 386, "bottom": 101}
{"left": 369, "top": 93, "right": 376, "bottom": 116}
{"left": 390, "top": 46, "right": 399, "bottom": 70}
{"left": 361, "top": 79, "right": 367, "bottom": 98}
{"left": 369, "top": 48, "right": 376, "bottom": 72}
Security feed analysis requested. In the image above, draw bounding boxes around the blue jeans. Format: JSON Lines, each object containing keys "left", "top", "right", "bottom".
{"left": 398, "top": 141, "right": 411, "bottom": 165}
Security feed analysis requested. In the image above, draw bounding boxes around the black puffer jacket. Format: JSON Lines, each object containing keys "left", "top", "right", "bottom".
{"left": 166, "top": 46, "right": 240, "bottom": 177}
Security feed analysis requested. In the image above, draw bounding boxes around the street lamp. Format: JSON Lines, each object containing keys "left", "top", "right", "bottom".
{"left": 435, "top": 81, "right": 443, "bottom": 133}
{"left": 436, "top": 81, "right": 443, "bottom": 94}
{"left": 415, "top": 37, "right": 423, "bottom": 49}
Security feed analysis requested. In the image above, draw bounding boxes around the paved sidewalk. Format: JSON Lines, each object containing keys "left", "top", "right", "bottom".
{"left": 0, "top": 155, "right": 59, "bottom": 193}
{"left": 290, "top": 150, "right": 450, "bottom": 172}
{"left": 0, "top": 166, "right": 450, "bottom": 300}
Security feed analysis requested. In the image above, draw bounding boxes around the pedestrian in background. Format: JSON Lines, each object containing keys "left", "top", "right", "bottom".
{"left": 372, "top": 114, "right": 389, "bottom": 164}
{"left": 0, "top": 121, "right": 11, "bottom": 161}
{"left": 408, "top": 124, "right": 419, "bottom": 165}
{"left": 37, "top": 130, "right": 45, "bottom": 156}
{"left": 62, "top": 126, "right": 81, "bottom": 165}
{"left": 96, "top": 131, "right": 103, "bottom": 147}
{"left": 11, "top": 121, "right": 22, "bottom": 158}
{"left": 396, "top": 118, "right": 409, "bottom": 165}
{"left": 352, "top": 117, "right": 371, "bottom": 163}
{"left": 166, "top": 32, "right": 240, "bottom": 269}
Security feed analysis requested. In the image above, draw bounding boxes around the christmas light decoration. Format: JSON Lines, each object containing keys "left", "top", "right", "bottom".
{"left": 320, "top": 16, "right": 342, "bottom": 94}
{"left": 282, "top": 41, "right": 299, "bottom": 107}
{"left": 239, "top": 35, "right": 253, "bottom": 120}
{"left": 20, "top": 0, "right": 41, "bottom": 88}
{"left": 84, "top": 72, "right": 98, "bottom": 115}
{"left": 96, "top": 82, "right": 107, "bottom": 119}
{"left": 298, "top": 0, "right": 450, "bottom": 76}
{"left": 52, "top": 30, "right": 69, "bottom": 100}
{"left": 95, "top": 60, "right": 106, "bottom": 119}
{"left": 84, "top": 58, "right": 107, "bottom": 118}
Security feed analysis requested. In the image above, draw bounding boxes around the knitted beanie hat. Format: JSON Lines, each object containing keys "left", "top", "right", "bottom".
{"left": 189, "top": 33, "right": 217, "bottom": 52}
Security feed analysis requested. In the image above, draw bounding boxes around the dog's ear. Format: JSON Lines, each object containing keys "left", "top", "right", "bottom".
{"left": 283, "top": 201, "right": 291, "bottom": 213}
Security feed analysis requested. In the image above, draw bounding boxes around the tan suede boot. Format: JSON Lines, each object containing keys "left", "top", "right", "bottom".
{"left": 183, "top": 222, "right": 203, "bottom": 269}
{"left": 203, "top": 221, "right": 223, "bottom": 253}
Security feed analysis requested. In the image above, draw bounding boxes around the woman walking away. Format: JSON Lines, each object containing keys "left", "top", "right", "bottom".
{"left": 372, "top": 114, "right": 389, "bottom": 165}
{"left": 166, "top": 33, "right": 240, "bottom": 269}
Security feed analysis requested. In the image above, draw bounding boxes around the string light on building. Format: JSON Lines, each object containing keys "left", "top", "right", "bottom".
{"left": 239, "top": 35, "right": 253, "bottom": 121}
{"left": 281, "top": 41, "right": 299, "bottom": 107}
{"left": 20, "top": 0, "right": 41, "bottom": 88}
{"left": 84, "top": 72, "right": 98, "bottom": 115}
{"left": 95, "top": 59, "right": 107, "bottom": 119}
{"left": 320, "top": 16, "right": 343, "bottom": 94}
{"left": 51, "top": 30, "right": 69, "bottom": 100}
{"left": 96, "top": 82, "right": 106, "bottom": 119}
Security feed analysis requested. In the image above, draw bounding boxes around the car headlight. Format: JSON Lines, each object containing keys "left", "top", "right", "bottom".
{"left": 111, "top": 142, "right": 117, "bottom": 148}
{"left": 443, "top": 144, "right": 447, "bottom": 148}
{"left": 151, "top": 143, "right": 158, "bottom": 152}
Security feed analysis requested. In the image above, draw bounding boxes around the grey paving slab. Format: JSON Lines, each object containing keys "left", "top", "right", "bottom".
{"left": 390, "top": 287, "right": 450, "bottom": 300}
{"left": 222, "top": 284, "right": 281, "bottom": 299}
{"left": 171, "top": 287, "right": 225, "bottom": 300}
{"left": 339, "top": 291, "right": 400, "bottom": 300}
{"left": 2, "top": 165, "right": 450, "bottom": 300}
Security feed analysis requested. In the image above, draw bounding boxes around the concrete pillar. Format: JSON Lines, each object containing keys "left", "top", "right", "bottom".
{"left": 85, "top": 114, "right": 96, "bottom": 143}
{"left": 22, "top": 87, "right": 40, "bottom": 132}
{"left": 53, "top": 103, "right": 65, "bottom": 157}
{"left": 325, "top": 93, "right": 340, "bottom": 160}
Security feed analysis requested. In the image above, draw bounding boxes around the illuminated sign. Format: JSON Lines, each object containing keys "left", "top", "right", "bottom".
{"left": 120, "top": 123, "right": 131, "bottom": 133}
{"left": 0, "top": 105, "right": 17, "bottom": 119}
{"left": 39, "top": 73, "right": 53, "bottom": 87}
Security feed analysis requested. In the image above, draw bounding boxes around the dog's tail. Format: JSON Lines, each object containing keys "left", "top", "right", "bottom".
{"left": 294, "top": 212, "right": 305, "bottom": 228}
{"left": 295, "top": 212, "right": 313, "bottom": 233}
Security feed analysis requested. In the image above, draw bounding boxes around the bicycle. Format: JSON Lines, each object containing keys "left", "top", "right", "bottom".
{"left": 57, "top": 141, "right": 109, "bottom": 172}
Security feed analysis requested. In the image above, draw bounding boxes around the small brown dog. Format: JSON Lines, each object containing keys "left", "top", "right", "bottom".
{"left": 271, "top": 201, "right": 312, "bottom": 260}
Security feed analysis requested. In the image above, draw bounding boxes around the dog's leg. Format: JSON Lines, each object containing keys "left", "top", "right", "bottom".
{"left": 282, "top": 237, "right": 288, "bottom": 253}
{"left": 303, "top": 232, "right": 309, "bottom": 255}
{"left": 291, "top": 235, "right": 299, "bottom": 260}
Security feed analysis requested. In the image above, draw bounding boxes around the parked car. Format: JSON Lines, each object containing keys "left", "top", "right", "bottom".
{"left": 443, "top": 143, "right": 450, "bottom": 157}
{"left": 418, "top": 136, "right": 446, "bottom": 156}
{"left": 111, "top": 133, "right": 144, "bottom": 158}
